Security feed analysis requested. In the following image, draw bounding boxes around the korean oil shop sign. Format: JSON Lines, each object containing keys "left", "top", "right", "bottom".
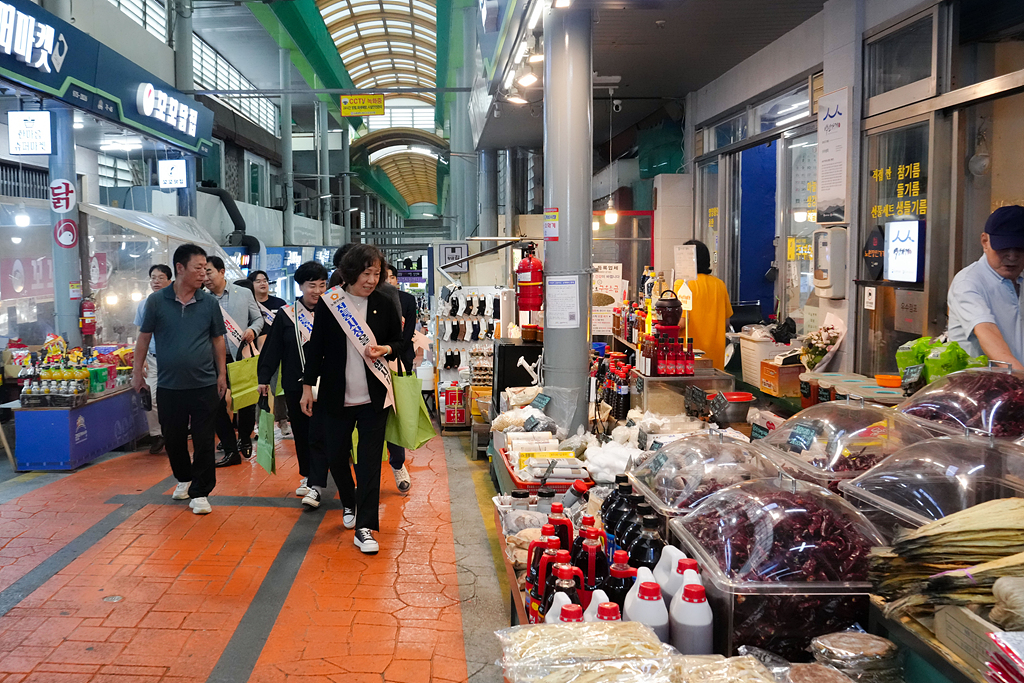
{"left": 0, "top": 0, "right": 213, "bottom": 154}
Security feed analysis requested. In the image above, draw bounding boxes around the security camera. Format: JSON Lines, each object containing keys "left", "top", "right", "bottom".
{"left": 612, "top": 99, "right": 623, "bottom": 113}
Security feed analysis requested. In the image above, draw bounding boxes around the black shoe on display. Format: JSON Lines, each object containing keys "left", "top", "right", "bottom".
{"left": 215, "top": 451, "right": 242, "bottom": 468}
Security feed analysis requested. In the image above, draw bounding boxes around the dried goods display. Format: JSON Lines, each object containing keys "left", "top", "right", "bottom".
{"left": 898, "top": 367, "right": 1024, "bottom": 437}
{"left": 671, "top": 478, "right": 883, "bottom": 659}
{"left": 787, "top": 663, "right": 854, "bottom": 683}
{"left": 505, "top": 656, "right": 726, "bottom": 683}
{"left": 495, "top": 622, "right": 668, "bottom": 666}
{"left": 683, "top": 655, "right": 776, "bottom": 682}
{"left": 810, "top": 632, "right": 902, "bottom": 682}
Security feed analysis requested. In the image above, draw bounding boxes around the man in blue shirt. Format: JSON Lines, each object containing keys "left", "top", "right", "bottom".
{"left": 948, "top": 206, "right": 1024, "bottom": 370}
{"left": 134, "top": 264, "right": 172, "bottom": 454}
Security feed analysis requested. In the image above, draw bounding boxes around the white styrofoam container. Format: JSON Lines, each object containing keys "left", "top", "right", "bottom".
{"left": 739, "top": 334, "right": 798, "bottom": 386}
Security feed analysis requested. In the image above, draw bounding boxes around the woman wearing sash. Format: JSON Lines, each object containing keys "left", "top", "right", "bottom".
{"left": 299, "top": 244, "right": 404, "bottom": 555}
{"left": 256, "top": 261, "right": 328, "bottom": 499}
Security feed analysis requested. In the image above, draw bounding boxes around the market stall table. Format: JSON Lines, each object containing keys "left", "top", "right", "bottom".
{"left": 12, "top": 387, "right": 148, "bottom": 470}
{"left": 493, "top": 502, "right": 529, "bottom": 626}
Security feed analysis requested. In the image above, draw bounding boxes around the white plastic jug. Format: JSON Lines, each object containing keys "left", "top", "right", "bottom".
{"left": 622, "top": 566, "right": 655, "bottom": 620}
{"left": 623, "top": 581, "right": 669, "bottom": 642}
{"left": 653, "top": 547, "right": 687, "bottom": 601}
{"left": 583, "top": 589, "right": 611, "bottom": 622}
{"left": 669, "top": 583, "right": 713, "bottom": 654}
{"left": 544, "top": 592, "right": 573, "bottom": 624}
{"left": 682, "top": 568, "right": 703, "bottom": 587}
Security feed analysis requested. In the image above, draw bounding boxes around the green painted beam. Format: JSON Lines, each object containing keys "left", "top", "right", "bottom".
{"left": 352, "top": 163, "right": 411, "bottom": 218}
{"left": 247, "top": 0, "right": 363, "bottom": 130}
{"left": 434, "top": 0, "right": 474, "bottom": 136}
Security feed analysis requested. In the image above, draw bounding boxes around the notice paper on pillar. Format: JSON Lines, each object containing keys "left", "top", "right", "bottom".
{"left": 592, "top": 263, "right": 623, "bottom": 335}
{"left": 546, "top": 275, "right": 580, "bottom": 329}
{"left": 543, "top": 208, "right": 559, "bottom": 241}
{"left": 817, "top": 88, "right": 851, "bottom": 224}
{"left": 674, "top": 244, "right": 697, "bottom": 284}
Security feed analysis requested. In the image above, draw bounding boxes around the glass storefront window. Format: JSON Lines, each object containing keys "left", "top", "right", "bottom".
{"left": 866, "top": 15, "right": 934, "bottom": 99}
{"left": 0, "top": 200, "right": 59, "bottom": 343}
{"left": 698, "top": 160, "right": 720, "bottom": 277}
{"left": 592, "top": 212, "right": 653, "bottom": 301}
{"left": 781, "top": 131, "right": 818, "bottom": 334}
{"left": 955, "top": 2, "right": 1024, "bottom": 88}
{"left": 708, "top": 113, "right": 747, "bottom": 152}
{"left": 755, "top": 84, "right": 811, "bottom": 134}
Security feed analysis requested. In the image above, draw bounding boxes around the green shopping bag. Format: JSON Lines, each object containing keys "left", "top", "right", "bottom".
{"left": 227, "top": 344, "right": 260, "bottom": 410}
{"left": 384, "top": 367, "right": 436, "bottom": 451}
{"left": 349, "top": 427, "right": 390, "bottom": 465}
{"left": 256, "top": 395, "right": 275, "bottom": 474}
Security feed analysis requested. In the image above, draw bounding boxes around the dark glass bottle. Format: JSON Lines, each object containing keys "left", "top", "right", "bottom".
{"left": 600, "top": 477, "right": 630, "bottom": 519}
{"left": 628, "top": 515, "right": 666, "bottom": 571}
{"left": 606, "top": 492, "right": 643, "bottom": 551}
{"left": 602, "top": 549, "right": 637, "bottom": 611}
{"left": 573, "top": 527, "right": 609, "bottom": 596}
{"left": 618, "top": 503, "right": 655, "bottom": 554}
{"left": 541, "top": 566, "right": 582, "bottom": 618}
{"left": 610, "top": 494, "right": 646, "bottom": 552}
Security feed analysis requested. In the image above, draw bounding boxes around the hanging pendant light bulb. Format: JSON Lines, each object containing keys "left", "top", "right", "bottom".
{"left": 14, "top": 202, "right": 29, "bottom": 228}
{"left": 604, "top": 199, "right": 618, "bottom": 225}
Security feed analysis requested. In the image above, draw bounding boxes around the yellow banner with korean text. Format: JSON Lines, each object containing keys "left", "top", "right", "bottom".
{"left": 340, "top": 94, "right": 385, "bottom": 117}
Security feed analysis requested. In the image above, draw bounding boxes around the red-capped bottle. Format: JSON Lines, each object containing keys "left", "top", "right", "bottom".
{"left": 541, "top": 551, "right": 584, "bottom": 620}
{"left": 558, "top": 603, "right": 584, "bottom": 623}
{"left": 603, "top": 549, "right": 637, "bottom": 611}
{"left": 684, "top": 338, "right": 695, "bottom": 376}
{"left": 573, "top": 526, "right": 610, "bottom": 609}
{"left": 527, "top": 536, "right": 561, "bottom": 623}
{"left": 525, "top": 524, "right": 557, "bottom": 614}
{"left": 597, "top": 602, "right": 621, "bottom": 621}
{"left": 547, "top": 503, "right": 573, "bottom": 555}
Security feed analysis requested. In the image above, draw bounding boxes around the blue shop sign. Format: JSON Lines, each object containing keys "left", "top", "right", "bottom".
{"left": 313, "top": 247, "right": 333, "bottom": 266}
{"left": 283, "top": 248, "right": 302, "bottom": 273}
{"left": 0, "top": 0, "right": 214, "bottom": 154}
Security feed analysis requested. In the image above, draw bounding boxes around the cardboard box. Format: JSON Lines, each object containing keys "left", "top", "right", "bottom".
{"left": 760, "top": 360, "right": 802, "bottom": 397}
{"left": 934, "top": 605, "right": 1001, "bottom": 676}
{"left": 469, "top": 386, "right": 492, "bottom": 417}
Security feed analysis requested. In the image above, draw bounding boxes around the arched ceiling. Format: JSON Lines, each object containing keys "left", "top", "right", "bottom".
{"left": 374, "top": 151, "right": 438, "bottom": 206}
{"left": 317, "top": 0, "right": 438, "bottom": 106}
{"left": 352, "top": 127, "right": 447, "bottom": 157}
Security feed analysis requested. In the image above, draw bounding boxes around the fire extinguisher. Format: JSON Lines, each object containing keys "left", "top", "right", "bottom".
{"left": 79, "top": 297, "right": 96, "bottom": 336}
{"left": 516, "top": 242, "right": 544, "bottom": 312}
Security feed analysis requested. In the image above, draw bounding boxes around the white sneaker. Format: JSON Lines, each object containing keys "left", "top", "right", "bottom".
{"left": 278, "top": 421, "right": 293, "bottom": 438}
{"left": 343, "top": 508, "right": 356, "bottom": 529}
{"left": 353, "top": 528, "right": 378, "bottom": 554}
{"left": 295, "top": 477, "right": 310, "bottom": 497}
{"left": 392, "top": 465, "right": 411, "bottom": 493}
{"left": 172, "top": 482, "right": 190, "bottom": 500}
{"left": 302, "top": 488, "right": 322, "bottom": 509}
{"left": 189, "top": 497, "right": 212, "bottom": 515}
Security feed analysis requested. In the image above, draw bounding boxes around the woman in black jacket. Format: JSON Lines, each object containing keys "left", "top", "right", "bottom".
{"left": 299, "top": 244, "right": 403, "bottom": 554}
{"left": 256, "top": 261, "right": 328, "bottom": 499}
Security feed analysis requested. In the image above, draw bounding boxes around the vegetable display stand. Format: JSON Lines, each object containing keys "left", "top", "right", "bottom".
{"left": 493, "top": 503, "right": 529, "bottom": 626}
{"left": 868, "top": 597, "right": 986, "bottom": 683}
{"left": 13, "top": 387, "right": 148, "bottom": 471}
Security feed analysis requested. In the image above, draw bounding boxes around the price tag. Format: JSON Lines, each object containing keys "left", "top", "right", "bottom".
{"left": 648, "top": 450, "right": 669, "bottom": 473}
{"left": 523, "top": 416, "right": 540, "bottom": 431}
{"left": 530, "top": 393, "right": 552, "bottom": 411}
{"left": 750, "top": 423, "right": 770, "bottom": 440}
{"left": 676, "top": 281, "right": 693, "bottom": 311}
{"left": 685, "top": 384, "right": 707, "bottom": 414}
{"left": 709, "top": 392, "right": 729, "bottom": 418}
{"left": 902, "top": 364, "right": 925, "bottom": 396}
{"left": 787, "top": 423, "right": 818, "bottom": 452}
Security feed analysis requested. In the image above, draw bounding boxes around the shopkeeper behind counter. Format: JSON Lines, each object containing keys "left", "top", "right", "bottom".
{"left": 947, "top": 205, "right": 1024, "bottom": 371}
{"left": 673, "top": 239, "right": 733, "bottom": 370}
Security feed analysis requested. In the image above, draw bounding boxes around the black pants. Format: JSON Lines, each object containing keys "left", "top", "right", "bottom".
{"left": 284, "top": 392, "right": 310, "bottom": 477}
{"left": 216, "top": 354, "right": 256, "bottom": 453}
{"left": 157, "top": 385, "right": 218, "bottom": 498}
{"left": 387, "top": 443, "right": 405, "bottom": 469}
{"left": 308, "top": 402, "right": 387, "bottom": 531}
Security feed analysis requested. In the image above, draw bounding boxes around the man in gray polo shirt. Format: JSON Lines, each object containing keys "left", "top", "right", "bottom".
{"left": 132, "top": 243, "right": 227, "bottom": 515}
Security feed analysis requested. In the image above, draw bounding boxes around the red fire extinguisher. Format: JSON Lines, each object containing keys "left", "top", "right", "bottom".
{"left": 79, "top": 297, "right": 96, "bottom": 335}
{"left": 516, "top": 242, "right": 544, "bottom": 312}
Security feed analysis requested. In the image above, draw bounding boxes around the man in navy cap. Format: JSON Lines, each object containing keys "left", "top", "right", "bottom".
{"left": 948, "top": 206, "right": 1024, "bottom": 370}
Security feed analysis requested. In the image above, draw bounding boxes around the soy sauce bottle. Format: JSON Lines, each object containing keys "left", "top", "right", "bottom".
{"left": 628, "top": 515, "right": 666, "bottom": 571}
{"left": 609, "top": 493, "right": 646, "bottom": 551}
{"left": 600, "top": 476, "right": 631, "bottom": 520}
{"left": 603, "top": 549, "right": 637, "bottom": 611}
{"left": 618, "top": 503, "right": 655, "bottom": 554}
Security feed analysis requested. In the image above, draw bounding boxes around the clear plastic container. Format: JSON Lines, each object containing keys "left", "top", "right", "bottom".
{"left": 898, "top": 365, "right": 1024, "bottom": 438}
{"left": 761, "top": 400, "right": 937, "bottom": 491}
{"left": 668, "top": 476, "right": 884, "bottom": 659}
{"left": 839, "top": 434, "right": 1024, "bottom": 541}
{"left": 628, "top": 430, "right": 782, "bottom": 533}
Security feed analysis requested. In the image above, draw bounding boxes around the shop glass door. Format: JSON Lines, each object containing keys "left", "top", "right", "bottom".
{"left": 779, "top": 129, "right": 818, "bottom": 334}
{"left": 592, "top": 210, "right": 653, "bottom": 301}
{"left": 697, "top": 160, "right": 720, "bottom": 277}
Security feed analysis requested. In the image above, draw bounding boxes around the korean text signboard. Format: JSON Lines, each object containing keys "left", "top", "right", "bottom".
{"left": 340, "top": 95, "right": 384, "bottom": 117}
{"left": 8, "top": 110, "right": 50, "bottom": 154}
{"left": 0, "top": 0, "right": 213, "bottom": 154}
{"left": 816, "top": 88, "right": 851, "bottom": 224}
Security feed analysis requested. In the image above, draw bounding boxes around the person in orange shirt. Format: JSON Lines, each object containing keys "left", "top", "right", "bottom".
{"left": 673, "top": 240, "right": 733, "bottom": 370}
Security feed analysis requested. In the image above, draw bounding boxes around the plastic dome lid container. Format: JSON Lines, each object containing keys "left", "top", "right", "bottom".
{"left": 839, "top": 435, "right": 1024, "bottom": 543}
{"left": 898, "top": 366, "right": 1024, "bottom": 438}
{"left": 668, "top": 477, "right": 884, "bottom": 660}
{"left": 761, "top": 402, "right": 936, "bottom": 492}
{"left": 627, "top": 430, "right": 782, "bottom": 531}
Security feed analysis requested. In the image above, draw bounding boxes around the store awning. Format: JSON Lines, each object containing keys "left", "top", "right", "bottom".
{"left": 79, "top": 204, "right": 244, "bottom": 281}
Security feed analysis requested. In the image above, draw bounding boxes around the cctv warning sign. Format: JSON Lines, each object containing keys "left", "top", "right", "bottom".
{"left": 340, "top": 95, "right": 385, "bottom": 117}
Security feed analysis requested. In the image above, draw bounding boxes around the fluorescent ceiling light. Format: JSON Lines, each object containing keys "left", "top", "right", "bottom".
{"left": 528, "top": 0, "right": 544, "bottom": 29}
{"left": 10, "top": 236, "right": 21, "bottom": 244}
{"left": 517, "top": 67, "right": 538, "bottom": 88}
{"left": 554, "top": 0, "right": 570, "bottom": 7}
{"left": 775, "top": 112, "right": 809, "bottom": 127}
{"left": 777, "top": 99, "right": 809, "bottom": 114}
{"left": 507, "top": 87, "right": 528, "bottom": 105}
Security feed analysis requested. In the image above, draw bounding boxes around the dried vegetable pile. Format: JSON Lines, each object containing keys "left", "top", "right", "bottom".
{"left": 870, "top": 498, "right": 1024, "bottom": 617}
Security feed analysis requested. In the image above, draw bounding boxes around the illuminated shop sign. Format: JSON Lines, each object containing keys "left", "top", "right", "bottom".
{"left": 138, "top": 83, "right": 198, "bottom": 138}
{"left": 0, "top": 4, "right": 58, "bottom": 73}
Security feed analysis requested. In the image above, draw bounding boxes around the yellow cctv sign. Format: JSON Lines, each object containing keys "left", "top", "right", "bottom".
{"left": 340, "top": 94, "right": 385, "bottom": 116}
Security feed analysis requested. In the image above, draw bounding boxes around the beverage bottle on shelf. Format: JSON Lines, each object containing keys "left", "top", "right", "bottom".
{"left": 601, "top": 477, "right": 631, "bottom": 520}
{"left": 607, "top": 493, "right": 643, "bottom": 551}
{"left": 674, "top": 339, "right": 684, "bottom": 376}
{"left": 669, "top": 584, "right": 714, "bottom": 655}
{"left": 653, "top": 547, "right": 688, "bottom": 605}
{"left": 684, "top": 338, "right": 695, "bottom": 376}
{"left": 603, "top": 550, "right": 637, "bottom": 611}
{"left": 547, "top": 503, "right": 574, "bottom": 554}
{"left": 681, "top": 567, "right": 703, "bottom": 588}
{"left": 623, "top": 565, "right": 655, "bottom": 619}
{"left": 624, "top": 581, "right": 670, "bottom": 642}
{"left": 555, "top": 603, "right": 584, "bottom": 623}
{"left": 524, "top": 524, "right": 557, "bottom": 614}
{"left": 572, "top": 514, "right": 606, "bottom": 560}
{"left": 572, "top": 527, "right": 609, "bottom": 609}
{"left": 628, "top": 515, "right": 666, "bottom": 571}
{"left": 527, "top": 536, "right": 561, "bottom": 623}
{"left": 582, "top": 589, "right": 612, "bottom": 622}
{"left": 617, "top": 503, "right": 655, "bottom": 555}
{"left": 541, "top": 552, "right": 583, "bottom": 620}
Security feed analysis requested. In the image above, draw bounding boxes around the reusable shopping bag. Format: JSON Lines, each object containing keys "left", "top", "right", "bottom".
{"left": 227, "top": 343, "right": 260, "bottom": 410}
{"left": 256, "top": 394, "right": 275, "bottom": 475}
{"left": 385, "top": 360, "right": 436, "bottom": 451}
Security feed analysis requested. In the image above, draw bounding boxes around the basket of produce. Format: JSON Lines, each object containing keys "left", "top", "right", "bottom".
{"left": 840, "top": 434, "right": 1024, "bottom": 542}
{"left": 897, "top": 364, "right": 1024, "bottom": 438}
{"left": 760, "top": 400, "right": 939, "bottom": 492}
{"left": 669, "top": 476, "right": 884, "bottom": 660}
{"left": 627, "top": 430, "right": 782, "bottom": 535}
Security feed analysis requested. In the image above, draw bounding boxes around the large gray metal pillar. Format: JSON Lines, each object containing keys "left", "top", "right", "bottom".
{"left": 46, "top": 101, "right": 83, "bottom": 348}
{"left": 317, "top": 100, "right": 331, "bottom": 244}
{"left": 543, "top": 6, "right": 592, "bottom": 433}
{"left": 504, "top": 147, "right": 516, "bottom": 236}
{"left": 171, "top": 3, "right": 197, "bottom": 218}
{"left": 449, "top": 4, "right": 478, "bottom": 241}
{"left": 479, "top": 148, "right": 498, "bottom": 249}
{"left": 280, "top": 48, "right": 295, "bottom": 245}
{"left": 341, "top": 125, "right": 351, "bottom": 244}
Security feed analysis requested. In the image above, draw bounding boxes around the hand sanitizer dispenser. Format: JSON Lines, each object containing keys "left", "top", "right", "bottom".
{"left": 812, "top": 226, "right": 847, "bottom": 299}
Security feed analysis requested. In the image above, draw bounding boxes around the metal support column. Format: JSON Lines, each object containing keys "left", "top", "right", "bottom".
{"left": 543, "top": 6, "right": 592, "bottom": 433}
{"left": 281, "top": 48, "right": 295, "bottom": 245}
{"left": 172, "top": 0, "right": 197, "bottom": 218}
{"left": 317, "top": 100, "right": 331, "bottom": 244}
{"left": 341, "top": 124, "right": 351, "bottom": 244}
{"left": 479, "top": 149, "right": 498, "bottom": 250}
{"left": 46, "top": 101, "right": 83, "bottom": 348}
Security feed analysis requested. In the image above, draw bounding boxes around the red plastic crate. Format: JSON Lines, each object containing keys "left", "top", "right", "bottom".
{"left": 497, "top": 448, "right": 592, "bottom": 493}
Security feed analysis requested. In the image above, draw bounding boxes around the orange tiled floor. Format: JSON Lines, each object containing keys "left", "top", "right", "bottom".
{"left": 0, "top": 434, "right": 477, "bottom": 682}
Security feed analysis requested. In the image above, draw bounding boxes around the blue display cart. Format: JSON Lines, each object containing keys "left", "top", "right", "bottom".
{"left": 14, "top": 388, "right": 149, "bottom": 471}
